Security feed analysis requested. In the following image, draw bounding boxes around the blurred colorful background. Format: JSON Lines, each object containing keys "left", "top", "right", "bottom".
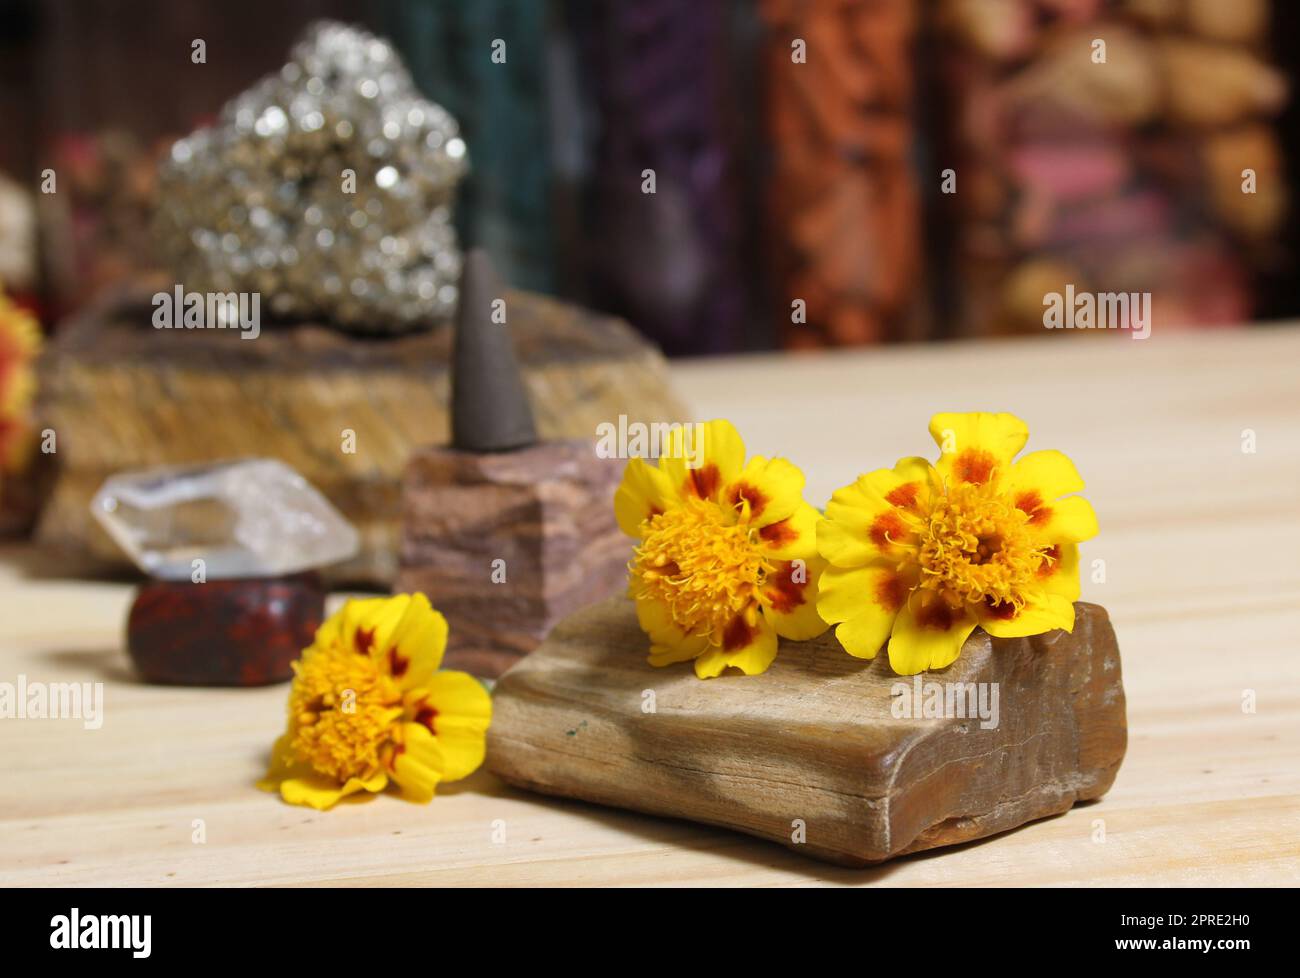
{"left": 1, "top": 0, "right": 1294, "bottom": 358}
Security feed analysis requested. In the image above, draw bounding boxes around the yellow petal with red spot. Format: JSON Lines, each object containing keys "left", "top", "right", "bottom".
{"left": 1031, "top": 495, "right": 1099, "bottom": 543}
{"left": 929, "top": 412, "right": 1028, "bottom": 486}
{"left": 389, "top": 722, "right": 445, "bottom": 803}
{"left": 660, "top": 419, "right": 746, "bottom": 505}
{"left": 980, "top": 591, "right": 1075, "bottom": 638}
{"left": 819, "top": 461, "right": 929, "bottom": 567}
{"left": 1035, "top": 543, "right": 1080, "bottom": 602}
{"left": 825, "top": 460, "right": 931, "bottom": 519}
{"left": 755, "top": 500, "right": 820, "bottom": 561}
{"left": 411, "top": 670, "right": 492, "bottom": 782}
{"left": 820, "top": 562, "right": 911, "bottom": 659}
{"left": 337, "top": 594, "right": 412, "bottom": 660}
{"left": 762, "top": 556, "right": 829, "bottom": 641}
{"left": 694, "top": 612, "right": 779, "bottom": 678}
{"left": 887, "top": 599, "right": 978, "bottom": 675}
{"left": 386, "top": 593, "right": 449, "bottom": 688}
{"left": 887, "top": 456, "right": 940, "bottom": 507}
{"left": 614, "top": 456, "right": 676, "bottom": 537}
{"left": 304, "top": 593, "right": 399, "bottom": 657}
{"left": 816, "top": 561, "right": 911, "bottom": 624}
{"left": 723, "top": 455, "right": 805, "bottom": 528}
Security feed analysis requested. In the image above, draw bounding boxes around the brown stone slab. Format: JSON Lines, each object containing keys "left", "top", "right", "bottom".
{"left": 487, "top": 596, "right": 1127, "bottom": 867}
{"left": 34, "top": 288, "right": 684, "bottom": 585}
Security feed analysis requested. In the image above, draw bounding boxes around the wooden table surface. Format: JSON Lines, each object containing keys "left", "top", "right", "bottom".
{"left": 3, "top": 326, "right": 1298, "bottom": 887}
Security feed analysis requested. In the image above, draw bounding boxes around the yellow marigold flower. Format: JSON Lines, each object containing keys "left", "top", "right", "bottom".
{"left": 0, "top": 286, "right": 42, "bottom": 469}
{"left": 615, "top": 419, "right": 828, "bottom": 678}
{"left": 816, "top": 412, "right": 1098, "bottom": 675}
{"left": 259, "top": 593, "right": 491, "bottom": 810}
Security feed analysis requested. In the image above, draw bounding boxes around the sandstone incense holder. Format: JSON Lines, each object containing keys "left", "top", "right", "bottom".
{"left": 397, "top": 250, "right": 628, "bottom": 678}
{"left": 487, "top": 596, "right": 1127, "bottom": 867}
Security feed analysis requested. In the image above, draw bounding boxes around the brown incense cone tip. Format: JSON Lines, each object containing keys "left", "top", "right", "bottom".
{"left": 126, "top": 574, "right": 325, "bottom": 686}
{"left": 451, "top": 248, "right": 539, "bottom": 453}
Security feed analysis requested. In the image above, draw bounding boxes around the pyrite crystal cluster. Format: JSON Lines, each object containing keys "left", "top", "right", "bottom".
{"left": 155, "top": 21, "right": 468, "bottom": 334}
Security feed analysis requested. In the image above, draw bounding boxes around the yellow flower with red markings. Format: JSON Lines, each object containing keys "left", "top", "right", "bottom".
{"left": 259, "top": 593, "right": 491, "bottom": 810}
{"left": 0, "top": 286, "right": 41, "bottom": 470}
{"left": 817, "top": 412, "right": 1098, "bottom": 675}
{"left": 615, "top": 419, "right": 828, "bottom": 678}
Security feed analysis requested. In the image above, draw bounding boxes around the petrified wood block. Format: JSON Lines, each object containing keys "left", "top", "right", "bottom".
{"left": 35, "top": 288, "right": 684, "bottom": 585}
{"left": 397, "top": 441, "right": 632, "bottom": 678}
{"left": 488, "top": 597, "right": 1127, "bottom": 867}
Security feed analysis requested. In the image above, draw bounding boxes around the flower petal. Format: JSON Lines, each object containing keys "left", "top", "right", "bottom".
{"left": 723, "top": 455, "right": 804, "bottom": 527}
{"left": 1009, "top": 449, "right": 1085, "bottom": 500}
{"left": 819, "top": 460, "right": 931, "bottom": 567}
{"left": 816, "top": 514, "right": 875, "bottom": 568}
{"left": 980, "top": 591, "right": 1075, "bottom": 638}
{"left": 648, "top": 638, "right": 709, "bottom": 667}
{"left": 1036, "top": 543, "right": 1081, "bottom": 602}
{"left": 929, "top": 412, "right": 1028, "bottom": 486}
{"left": 387, "top": 593, "right": 449, "bottom": 688}
{"left": 614, "top": 456, "right": 676, "bottom": 537}
{"left": 638, "top": 598, "right": 711, "bottom": 666}
{"left": 762, "top": 556, "right": 829, "bottom": 641}
{"left": 1030, "top": 495, "right": 1099, "bottom": 543}
{"left": 277, "top": 769, "right": 387, "bottom": 811}
{"left": 820, "top": 562, "right": 912, "bottom": 659}
{"left": 887, "top": 598, "right": 978, "bottom": 675}
{"left": 637, "top": 596, "right": 692, "bottom": 645}
{"left": 389, "top": 722, "right": 445, "bottom": 803}
{"left": 692, "top": 648, "right": 731, "bottom": 679}
{"left": 835, "top": 607, "right": 898, "bottom": 660}
{"left": 659, "top": 419, "right": 745, "bottom": 505}
{"left": 1008, "top": 449, "right": 1096, "bottom": 544}
{"left": 338, "top": 594, "right": 412, "bottom": 660}
{"left": 755, "top": 501, "right": 820, "bottom": 560}
{"left": 408, "top": 671, "right": 492, "bottom": 782}
{"left": 816, "top": 562, "right": 911, "bottom": 624}
{"left": 695, "top": 613, "right": 779, "bottom": 678}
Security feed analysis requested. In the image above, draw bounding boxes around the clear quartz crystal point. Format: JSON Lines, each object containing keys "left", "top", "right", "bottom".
{"left": 90, "top": 458, "right": 360, "bottom": 580}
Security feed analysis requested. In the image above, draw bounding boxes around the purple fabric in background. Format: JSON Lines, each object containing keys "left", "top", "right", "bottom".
{"left": 571, "top": 1, "right": 756, "bottom": 356}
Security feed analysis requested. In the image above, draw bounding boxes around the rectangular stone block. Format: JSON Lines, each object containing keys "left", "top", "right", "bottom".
{"left": 397, "top": 441, "right": 632, "bottom": 677}
{"left": 487, "top": 596, "right": 1127, "bottom": 866}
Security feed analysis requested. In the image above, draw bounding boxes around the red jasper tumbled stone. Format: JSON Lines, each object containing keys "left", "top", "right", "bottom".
{"left": 126, "top": 574, "right": 324, "bottom": 686}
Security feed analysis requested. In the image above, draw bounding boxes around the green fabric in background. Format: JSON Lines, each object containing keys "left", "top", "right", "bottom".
{"left": 382, "top": 0, "right": 557, "bottom": 293}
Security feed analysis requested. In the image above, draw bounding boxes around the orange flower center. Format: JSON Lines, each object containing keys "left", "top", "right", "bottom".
{"left": 632, "top": 500, "right": 774, "bottom": 643}
{"left": 288, "top": 644, "right": 402, "bottom": 783}
{"left": 916, "top": 480, "right": 1049, "bottom": 612}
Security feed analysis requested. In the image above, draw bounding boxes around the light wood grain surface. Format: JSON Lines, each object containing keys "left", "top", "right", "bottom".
{"left": 3, "top": 326, "right": 1299, "bottom": 886}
